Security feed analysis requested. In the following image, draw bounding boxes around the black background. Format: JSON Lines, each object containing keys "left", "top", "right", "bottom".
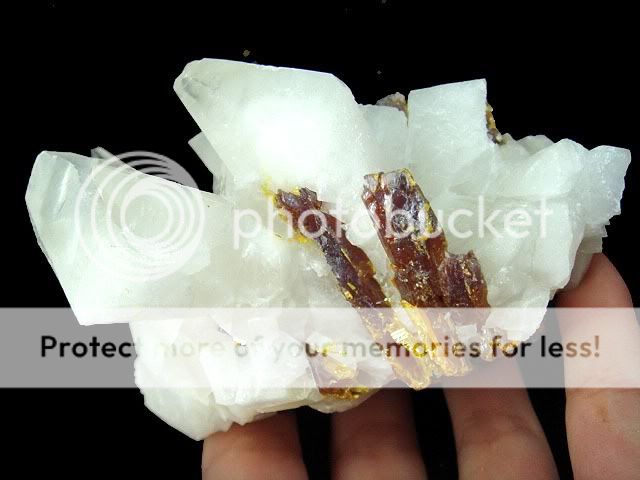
{"left": 3, "top": 2, "right": 638, "bottom": 479}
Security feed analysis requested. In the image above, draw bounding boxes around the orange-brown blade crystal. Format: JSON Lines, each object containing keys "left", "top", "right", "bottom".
{"left": 362, "top": 169, "right": 489, "bottom": 310}
{"left": 275, "top": 187, "right": 433, "bottom": 389}
{"left": 362, "top": 169, "right": 490, "bottom": 375}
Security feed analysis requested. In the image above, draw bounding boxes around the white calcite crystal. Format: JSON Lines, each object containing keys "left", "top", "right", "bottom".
{"left": 26, "top": 58, "right": 630, "bottom": 439}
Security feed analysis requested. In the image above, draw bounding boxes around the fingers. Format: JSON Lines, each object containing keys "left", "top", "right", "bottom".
{"left": 331, "top": 390, "right": 427, "bottom": 480}
{"left": 556, "top": 254, "right": 640, "bottom": 479}
{"left": 558, "top": 254, "right": 633, "bottom": 307}
{"left": 556, "top": 253, "right": 640, "bottom": 388}
{"left": 202, "top": 412, "right": 308, "bottom": 480}
{"left": 445, "top": 361, "right": 558, "bottom": 480}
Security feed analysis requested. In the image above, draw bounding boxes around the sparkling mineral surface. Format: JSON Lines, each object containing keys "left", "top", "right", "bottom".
{"left": 362, "top": 169, "right": 490, "bottom": 376}
{"left": 274, "top": 186, "right": 433, "bottom": 389}
{"left": 26, "top": 58, "right": 631, "bottom": 439}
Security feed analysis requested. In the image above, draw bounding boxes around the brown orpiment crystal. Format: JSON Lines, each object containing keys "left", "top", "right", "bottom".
{"left": 275, "top": 188, "right": 387, "bottom": 309}
{"left": 362, "top": 169, "right": 490, "bottom": 375}
{"left": 362, "top": 169, "right": 489, "bottom": 311}
{"left": 275, "top": 188, "right": 433, "bottom": 390}
{"left": 274, "top": 169, "right": 490, "bottom": 388}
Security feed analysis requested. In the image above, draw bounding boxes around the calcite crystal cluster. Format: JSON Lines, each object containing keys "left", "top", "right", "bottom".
{"left": 26, "top": 59, "right": 630, "bottom": 439}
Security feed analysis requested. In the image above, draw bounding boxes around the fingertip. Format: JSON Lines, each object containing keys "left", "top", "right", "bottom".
{"left": 202, "top": 412, "right": 308, "bottom": 480}
{"left": 557, "top": 254, "right": 633, "bottom": 308}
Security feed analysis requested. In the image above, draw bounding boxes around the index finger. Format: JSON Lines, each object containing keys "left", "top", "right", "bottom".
{"left": 556, "top": 254, "right": 640, "bottom": 479}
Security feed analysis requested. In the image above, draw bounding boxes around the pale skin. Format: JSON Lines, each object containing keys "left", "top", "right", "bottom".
{"left": 201, "top": 254, "right": 640, "bottom": 479}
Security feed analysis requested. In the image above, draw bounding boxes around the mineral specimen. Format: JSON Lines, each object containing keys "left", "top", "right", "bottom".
{"left": 26, "top": 59, "right": 631, "bottom": 439}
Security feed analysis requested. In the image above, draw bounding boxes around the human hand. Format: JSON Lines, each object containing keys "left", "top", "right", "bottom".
{"left": 201, "top": 254, "right": 640, "bottom": 479}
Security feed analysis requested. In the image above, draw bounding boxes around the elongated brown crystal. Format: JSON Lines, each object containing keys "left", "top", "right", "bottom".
{"left": 275, "top": 169, "right": 490, "bottom": 387}
{"left": 362, "top": 169, "right": 489, "bottom": 310}
{"left": 275, "top": 188, "right": 387, "bottom": 309}
{"left": 362, "top": 169, "right": 489, "bottom": 375}
{"left": 274, "top": 188, "right": 434, "bottom": 389}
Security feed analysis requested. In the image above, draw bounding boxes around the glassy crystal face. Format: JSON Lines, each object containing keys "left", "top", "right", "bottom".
{"left": 26, "top": 59, "right": 630, "bottom": 439}
{"left": 275, "top": 185, "right": 434, "bottom": 389}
